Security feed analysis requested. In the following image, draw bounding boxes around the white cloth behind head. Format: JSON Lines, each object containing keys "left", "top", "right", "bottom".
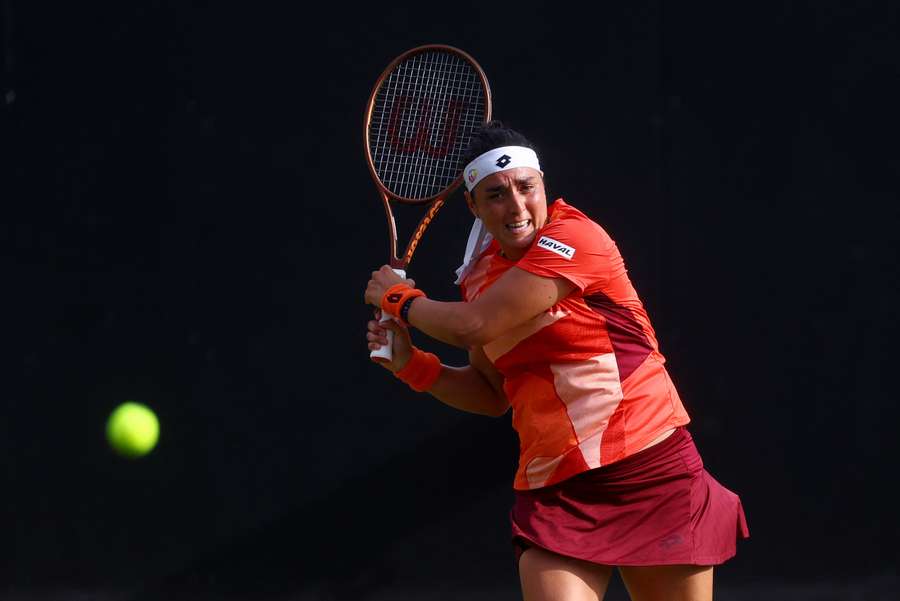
{"left": 454, "top": 218, "right": 493, "bottom": 285}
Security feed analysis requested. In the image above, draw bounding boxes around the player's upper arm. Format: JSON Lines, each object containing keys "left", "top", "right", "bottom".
{"left": 469, "top": 345, "right": 509, "bottom": 416}
{"left": 460, "top": 267, "right": 575, "bottom": 348}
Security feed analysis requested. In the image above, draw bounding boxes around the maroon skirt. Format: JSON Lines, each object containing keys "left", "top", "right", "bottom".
{"left": 510, "top": 427, "right": 749, "bottom": 566}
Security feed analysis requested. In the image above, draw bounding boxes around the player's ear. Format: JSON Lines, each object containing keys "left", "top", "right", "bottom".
{"left": 464, "top": 190, "right": 478, "bottom": 218}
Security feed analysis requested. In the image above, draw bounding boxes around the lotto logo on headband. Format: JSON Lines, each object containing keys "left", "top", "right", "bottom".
{"left": 537, "top": 236, "right": 575, "bottom": 260}
{"left": 495, "top": 154, "right": 511, "bottom": 168}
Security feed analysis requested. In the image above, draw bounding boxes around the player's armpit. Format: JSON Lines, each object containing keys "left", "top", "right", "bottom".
{"left": 469, "top": 345, "right": 507, "bottom": 408}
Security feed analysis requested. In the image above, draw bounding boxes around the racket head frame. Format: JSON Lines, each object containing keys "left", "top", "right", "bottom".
{"left": 363, "top": 44, "right": 493, "bottom": 269}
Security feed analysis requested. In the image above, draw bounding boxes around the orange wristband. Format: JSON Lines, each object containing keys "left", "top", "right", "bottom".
{"left": 394, "top": 347, "right": 441, "bottom": 392}
{"left": 381, "top": 283, "right": 426, "bottom": 324}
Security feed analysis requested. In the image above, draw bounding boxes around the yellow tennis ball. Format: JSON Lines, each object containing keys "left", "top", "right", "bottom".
{"left": 106, "top": 401, "right": 159, "bottom": 458}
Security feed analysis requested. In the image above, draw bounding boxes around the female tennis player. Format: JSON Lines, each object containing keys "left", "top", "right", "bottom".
{"left": 364, "top": 121, "right": 748, "bottom": 601}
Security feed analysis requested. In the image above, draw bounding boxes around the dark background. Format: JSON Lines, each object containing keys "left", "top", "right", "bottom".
{"left": 3, "top": 1, "right": 899, "bottom": 599}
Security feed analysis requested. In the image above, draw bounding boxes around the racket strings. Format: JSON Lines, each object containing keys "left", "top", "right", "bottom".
{"left": 369, "top": 49, "right": 487, "bottom": 201}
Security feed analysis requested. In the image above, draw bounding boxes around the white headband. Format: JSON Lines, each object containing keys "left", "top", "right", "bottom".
{"left": 463, "top": 145, "right": 542, "bottom": 192}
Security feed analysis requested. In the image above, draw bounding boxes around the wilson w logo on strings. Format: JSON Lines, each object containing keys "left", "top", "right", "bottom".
{"left": 386, "top": 95, "right": 466, "bottom": 158}
{"left": 537, "top": 236, "right": 575, "bottom": 260}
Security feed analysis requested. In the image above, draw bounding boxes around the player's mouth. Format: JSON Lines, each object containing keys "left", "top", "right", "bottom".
{"left": 505, "top": 219, "right": 532, "bottom": 233}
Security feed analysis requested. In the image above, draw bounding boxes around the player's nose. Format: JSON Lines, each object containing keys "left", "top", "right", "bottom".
{"left": 507, "top": 189, "right": 528, "bottom": 214}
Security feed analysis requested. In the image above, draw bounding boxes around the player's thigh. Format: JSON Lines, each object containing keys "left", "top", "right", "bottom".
{"left": 618, "top": 565, "right": 713, "bottom": 601}
{"left": 518, "top": 546, "right": 613, "bottom": 601}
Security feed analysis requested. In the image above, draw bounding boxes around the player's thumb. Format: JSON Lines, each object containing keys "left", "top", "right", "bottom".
{"left": 380, "top": 317, "right": 403, "bottom": 333}
{"left": 380, "top": 317, "right": 410, "bottom": 339}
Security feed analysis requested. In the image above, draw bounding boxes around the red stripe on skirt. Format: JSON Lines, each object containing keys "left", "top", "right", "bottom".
{"left": 510, "top": 427, "right": 749, "bottom": 566}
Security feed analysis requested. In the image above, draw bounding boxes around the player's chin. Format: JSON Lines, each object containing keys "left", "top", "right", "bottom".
{"left": 505, "top": 228, "right": 536, "bottom": 248}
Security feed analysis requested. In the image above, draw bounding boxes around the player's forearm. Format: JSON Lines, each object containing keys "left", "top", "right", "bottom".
{"left": 426, "top": 364, "right": 509, "bottom": 417}
{"left": 405, "top": 298, "right": 491, "bottom": 349}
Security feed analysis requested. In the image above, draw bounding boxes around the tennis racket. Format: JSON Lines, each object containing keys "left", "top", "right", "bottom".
{"left": 364, "top": 45, "right": 492, "bottom": 360}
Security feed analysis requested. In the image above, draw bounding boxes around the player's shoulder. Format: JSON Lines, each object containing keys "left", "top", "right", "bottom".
{"left": 538, "top": 199, "right": 613, "bottom": 250}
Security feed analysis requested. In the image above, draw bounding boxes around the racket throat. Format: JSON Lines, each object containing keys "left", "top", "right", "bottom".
{"left": 399, "top": 198, "right": 444, "bottom": 268}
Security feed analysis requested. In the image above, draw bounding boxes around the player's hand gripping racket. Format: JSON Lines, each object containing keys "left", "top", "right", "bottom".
{"left": 364, "top": 45, "right": 492, "bottom": 361}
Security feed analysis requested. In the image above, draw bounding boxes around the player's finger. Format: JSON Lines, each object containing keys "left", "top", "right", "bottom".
{"left": 367, "top": 331, "right": 389, "bottom": 345}
{"left": 368, "top": 316, "right": 391, "bottom": 331}
{"left": 380, "top": 318, "right": 407, "bottom": 336}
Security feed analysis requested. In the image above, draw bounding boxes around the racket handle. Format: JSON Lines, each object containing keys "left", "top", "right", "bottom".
{"left": 370, "top": 268, "right": 406, "bottom": 362}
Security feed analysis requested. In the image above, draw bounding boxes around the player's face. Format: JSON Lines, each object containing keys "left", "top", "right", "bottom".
{"left": 466, "top": 167, "right": 547, "bottom": 261}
